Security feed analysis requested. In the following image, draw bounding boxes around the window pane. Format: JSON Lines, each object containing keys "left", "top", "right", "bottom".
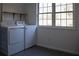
{"left": 67, "top": 20, "right": 73, "bottom": 27}
{"left": 56, "top": 3, "right": 61, "bottom": 6}
{"left": 43, "top": 3, "right": 48, "bottom": 7}
{"left": 47, "top": 20, "right": 52, "bottom": 26}
{"left": 61, "top": 20, "right": 66, "bottom": 26}
{"left": 55, "top": 20, "right": 61, "bottom": 26}
{"left": 48, "top": 14, "right": 52, "bottom": 20}
{"left": 61, "top": 13, "right": 66, "bottom": 19}
{"left": 48, "top": 7, "right": 52, "bottom": 12}
{"left": 44, "top": 7, "right": 48, "bottom": 13}
{"left": 55, "top": 3, "right": 73, "bottom": 27}
{"left": 67, "top": 4, "right": 73, "bottom": 11}
{"left": 39, "top": 3, "right": 52, "bottom": 26}
{"left": 61, "top": 5, "right": 66, "bottom": 11}
{"left": 43, "top": 14, "right": 47, "bottom": 20}
{"left": 39, "top": 14, "right": 42, "bottom": 20}
{"left": 39, "top": 8, "right": 43, "bottom": 13}
{"left": 48, "top": 3, "right": 52, "bottom": 7}
{"left": 60, "top": 3, "right": 66, "bottom": 5}
{"left": 55, "top": 6, "right": 60, "bottom": 12}
{"left": 42, "top": 20, "right": 47, "bottom": 25}
{"left": 67, "top": 13, "right": 73, "bottom": 19}
{"left": 55, "top": 13, "right": 60, "bottom": 20}
{"left": 67, "top": 3, "right": 72, "bottom": 5}
{"left": 39, "top": 3, "right": 43, "bottom": 7}
{"left": 39, "top": 20, "right": 43, "bottom": 25}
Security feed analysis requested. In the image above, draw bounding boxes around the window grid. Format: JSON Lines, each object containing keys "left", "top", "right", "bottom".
{"left": 39, "top": 3, "right": 73, "bottom": 28}
{"left": 39, "top": 3, "right": 52, "bottom": 26}
{"left": 55, "top": 3, "right": 73, "bottom": 27}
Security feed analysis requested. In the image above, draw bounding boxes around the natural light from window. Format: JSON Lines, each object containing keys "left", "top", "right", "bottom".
{"left": 39, "top": 3, "right": 73, "bottom": 27}
{"left": 55, "top": 3, "right": 73, "bottom": 27}
{"left": 39, "top": 3, "right": 52, "bottom": 26}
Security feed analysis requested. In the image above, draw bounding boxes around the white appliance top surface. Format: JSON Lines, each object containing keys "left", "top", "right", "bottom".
{"left": 1, "top": 21, "right": 24, "bottom": 28}
{"left": 25, "top": 25, "right": 36, "bottom": 27}
{"left": 1, "top": 25, "right": 24, "bottom": 28}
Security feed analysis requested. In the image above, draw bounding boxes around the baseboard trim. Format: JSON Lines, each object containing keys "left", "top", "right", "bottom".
{"left": 36, "top": 43, "right": 79, "bottom": 55}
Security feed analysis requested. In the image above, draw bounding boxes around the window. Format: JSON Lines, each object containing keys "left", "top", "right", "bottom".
{"left": 39, "top": 3, "right": 52, "bottom": 26}
{"left": 38, "top": 3, "right": 73, "bottom": 28}
{"left": 55, "top": 3, "right": 73, "bottom": 27}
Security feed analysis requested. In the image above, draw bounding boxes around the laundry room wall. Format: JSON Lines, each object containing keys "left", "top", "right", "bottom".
{"left": 24, "top": 3, "right": 37, "bottom": 25}
{"left": 1, "top": 3, "right": 26, "bottom": 22}
{"left": 37, "top": 3, "right": 79, "bottom": 55}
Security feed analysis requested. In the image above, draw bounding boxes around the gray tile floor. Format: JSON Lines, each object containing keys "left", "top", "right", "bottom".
{"left": 0, "top": 46, "right": 78, "bottom": 56}
{"left": 13, "top": 46, "right": 78, "bottom": 56}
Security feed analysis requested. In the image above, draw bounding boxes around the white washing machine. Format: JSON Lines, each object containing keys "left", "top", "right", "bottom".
{"left": 0, "top": 21, "right": 25, "bottom": 55}
{"left": 25, "top": 25, "right": 37, "bottom": 49}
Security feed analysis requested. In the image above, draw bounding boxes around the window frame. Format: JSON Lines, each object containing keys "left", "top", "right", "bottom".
{"left": 38, "top": 3, "right": 53, "bottom": 26}
{"left": 38, "top": 3, "right": 76, "bottom": 30}
{"left": 54, "top": 3, "right": 76, "bottom": 29}
{"left": 55, "top": 3, "right": 73, "bottom": 28}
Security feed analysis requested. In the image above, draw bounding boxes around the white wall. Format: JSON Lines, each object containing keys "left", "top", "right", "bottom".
{"left": 37, "top": 3, "right": 79, "bottom": 55}
{"left": 1, "top": 3, "right": 37, "bottom": 24}
{"left": 1, "top": 3, "right": 27, "bottom": 22}
{"left": 24, "top": 3, "right": 37, "bottom": 25}
{"left": 2, "top": 3, "right": 25, "bottom": 13}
